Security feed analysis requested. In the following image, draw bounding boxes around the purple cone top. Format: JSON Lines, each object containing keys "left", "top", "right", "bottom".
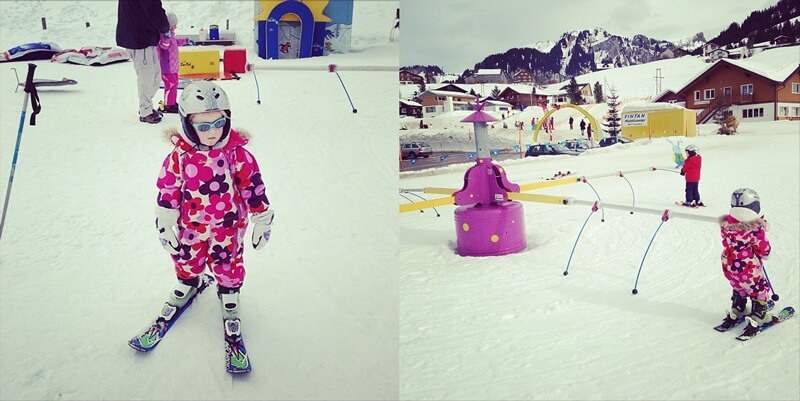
{"left": 461, "top": 100, "right": 498, "bottom": 123}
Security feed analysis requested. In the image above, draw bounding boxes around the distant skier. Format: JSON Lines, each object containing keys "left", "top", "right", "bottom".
{"left": 679, "top": 144, "right": 703, "bottom": 207}
{"left": 665, "top": 137, "right": 685, "bottom": 168}
{"left": 716, "top": 188, "right": 775, "bottom": 338}
{"left": 130, "top": 82, "right": 273, "bottom": 374}
{"left": 549, "top": 117, "right": 554, "bottom": 131}
{"left": 586, "top": 122, "right": 593, "bottom": 141}
{"left": 569, "top": 116, "right": 574, "bottom": 130}
{"left": 579, "top": 118, "right": 586, "bottom": 136}
{"left": 157, "top": 13, "right": 191, "bottom": 114}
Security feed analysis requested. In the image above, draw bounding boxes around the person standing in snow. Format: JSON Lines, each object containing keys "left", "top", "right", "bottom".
{"left": 586, "top": 122, "right": 593, "bottom": 141}
{"left": 132, "top": 82, "right": 272, "bottom": 372}
{"left": 156, "top": 13, "right": 192, "bottom": 114}
{"left": 716, "top": 188, "right": 775, "bottom": 338}
{"left": 569, "top": 116, "right": 574, "bottom": 130}
{"left": 579, "top": 118, "right": 586, "bottom": 136}
{"left": 116, "top": 0, "right": 170, "bottom": 124}
{"left": 549, "top": 117, "right": 554, "bottom": 131}
{"left": 680, "top": 144, "right": 703, "bottom": 207}
{"left": 665, "top": 137, "right": 685, "bottom": 168}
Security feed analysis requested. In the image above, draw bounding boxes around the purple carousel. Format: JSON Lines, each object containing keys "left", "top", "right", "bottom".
{"left": 453, "top": 101, "right": 526, "bottom": 256}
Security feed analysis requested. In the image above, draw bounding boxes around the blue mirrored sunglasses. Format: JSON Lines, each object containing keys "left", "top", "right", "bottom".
{"left": 192, "top": 116, "right": 227, "bottom": 132}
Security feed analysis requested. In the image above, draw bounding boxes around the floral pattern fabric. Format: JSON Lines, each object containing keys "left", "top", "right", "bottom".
{"left": 719, "top": 215, "right": 771, "bottom": 301}
{"left": 156, "top": 129, "right": 269, "bottom": 288}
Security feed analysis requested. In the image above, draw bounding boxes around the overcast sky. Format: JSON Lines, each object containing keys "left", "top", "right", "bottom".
{"left": 400, "top": 0, "right": 779, "bottom": 73}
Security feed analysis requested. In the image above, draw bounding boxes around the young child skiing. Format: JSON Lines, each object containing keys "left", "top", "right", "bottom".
{"left": 679, "top": 144, "right": 703, "bottom": 207}
{"left": 157, "top": 12, "right": 192, "bottom": 114}
{"left": 717, "top": 188, "right": 780, "bottom": 339}
{"left": 130, "top": 81, "right": 273, "bottom": 374}
{"left": 665, "top": 137, "right": 685, "bottom": 168}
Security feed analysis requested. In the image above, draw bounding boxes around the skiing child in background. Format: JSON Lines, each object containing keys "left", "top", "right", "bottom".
{"left": 679, "top": 144, "right": 703, "bottom": 207}
{"left": 716, "top": 188, "right": 775, "bottom": 339}
{"left": 157, "top": 12, "right": 192, "bottom": 114}
{"left": 665, "top": 137, "right": 685, "bottom": 168}
{"left": 130, "top": 81, "right": 273, "bottom": 374}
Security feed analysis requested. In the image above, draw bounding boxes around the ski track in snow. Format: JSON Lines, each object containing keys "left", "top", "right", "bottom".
{"left": 400, "top": 121, "right": 800, "bottom": 400}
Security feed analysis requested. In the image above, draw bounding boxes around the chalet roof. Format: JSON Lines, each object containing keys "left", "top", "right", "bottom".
{"left": 675, "top": 46, "right": 800, "bottom": 95}
{"left": 419, "top": 90, "right": 478, "bottom": 99}
{"left": 498, "top": 84, "right": 537, "bottom": 95}
{"left": 400, "top": 99, "right": 422, "bottom": 107}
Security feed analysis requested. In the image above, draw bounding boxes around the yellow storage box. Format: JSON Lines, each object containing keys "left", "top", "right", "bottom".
{"left": 179, "top": 49, "right": 220, "bottom": 78}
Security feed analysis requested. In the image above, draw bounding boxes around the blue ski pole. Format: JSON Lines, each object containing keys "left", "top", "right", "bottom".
{"left": 329, "top": 64, "right": 357, "bottom": 113}
{"left": 1, "top": 63, "right": 39, "bottom": 240}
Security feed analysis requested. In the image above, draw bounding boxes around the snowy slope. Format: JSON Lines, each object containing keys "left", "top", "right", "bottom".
{"left": 0, "top": 1, "right": 399, "bottom": 400}
{"left": 399, "top": 121, "right": 800, "bottom": 399}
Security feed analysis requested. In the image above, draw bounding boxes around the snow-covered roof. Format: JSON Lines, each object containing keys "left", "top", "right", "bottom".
{"left": 484, "top": 99, "right": 512, "bottom": 107}
{"left": 725, "top": 45, "right": 800, "bottom": 82}
{"left": 622, "top": 102, "right": 685, "bottom": 112}
{"left": 434, "top": 74, "right": 460, "bottom": 83}
{"left": 476, "top": 69, "right": 502, "bottom": 75}
{"left": 499, "top": 84, "right": 537, "bottom": 95}
{"left": 400, "top": 99, "right": 422, "bottom": 107}
{"left": 420, "top": 90, "right": 477, "bottom": 98}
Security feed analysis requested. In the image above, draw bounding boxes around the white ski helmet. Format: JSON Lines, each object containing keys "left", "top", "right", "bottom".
{"left": 685, "top": 144, "right": 698, "bottom": 152}
{"left": 178, "top": 81, "right": 232, "bottom": 146}
{"left": 730, "top": 187, "right": 761, "bottom": 222}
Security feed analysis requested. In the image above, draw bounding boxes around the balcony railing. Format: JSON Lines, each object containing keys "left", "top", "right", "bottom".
{"left": 740, "top": 93, "right": 753, "bottom": 103}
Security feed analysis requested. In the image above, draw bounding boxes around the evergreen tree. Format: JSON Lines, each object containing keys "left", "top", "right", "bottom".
{"left": 469, "top": 88, "right": 477, "bottom": 96}
{"left": 603, "top": 87, "right": 622, "bottom": 137}
{"left": 566, "top": 77, "right": 582, "bottom": 104}
{"left": 593, "top": 81, "right": 604, "bottom": 103}
{"left": 713, "top": 105, "right": 736, "bottom": 135}
{"left": 417, "top": 80, "right": 426, "bottom": 94}
{"left": 491, "top": 85, "right": 501, "bottom": 98}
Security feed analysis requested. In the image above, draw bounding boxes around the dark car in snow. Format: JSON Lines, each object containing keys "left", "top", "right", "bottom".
{"left": 525, "top": 143, "right": 581, "bottom": 157}
{"left": 598, "top": 136, "right": 634, "bottom": 147}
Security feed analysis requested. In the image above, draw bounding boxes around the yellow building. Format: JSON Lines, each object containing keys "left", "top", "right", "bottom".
{"left": 620, "top": 103, "right": 696, "bottom": 139}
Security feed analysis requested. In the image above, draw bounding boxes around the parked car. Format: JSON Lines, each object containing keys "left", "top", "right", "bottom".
{"left": 401, "top": 142, "right": 432, "bottom": 159}
{"left": 598, "top": 136, "right": 634, "bottom": 147}
{"left": 561, "top": 139, "right": 598, "bottom": 153}
{"left": 525, "top": 143, "right": 581, "bottom": 157}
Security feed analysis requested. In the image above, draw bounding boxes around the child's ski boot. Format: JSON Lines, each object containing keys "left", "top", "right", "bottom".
{"left": 129, "top": 274, "right": 214, "bottom": 351}
{"left": 219, "top": 286, "right": 251, "bottom": 374}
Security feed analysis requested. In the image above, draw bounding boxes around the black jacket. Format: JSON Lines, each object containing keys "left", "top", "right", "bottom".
{"left": 116, "top": 0, "right": 169, "bottom": 49}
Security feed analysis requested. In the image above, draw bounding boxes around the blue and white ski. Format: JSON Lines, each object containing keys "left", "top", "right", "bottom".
{"left": 129, "top": 274, "right": 215, "bottom": 352}
{"left": 736, "top": 307, "right": 795, "bottom": 341}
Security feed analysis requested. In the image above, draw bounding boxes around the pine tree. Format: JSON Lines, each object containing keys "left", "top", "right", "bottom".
{"left": 417, "top": 80, "right": 426, "bottom": 94}
{"left": 593, "top": 82, "right": 604, "bottom": 103}
{"left": 566, "top": 77, "right": 582, "bottom": 104}
{"left": 713, "top": 105, "right": 736, "bottom": 135}
{"left": 603, "top": 87, "right": 622, "bottom": 137}
{"left": 469, "top": 88, "right": 477, "bottom": 96}
{"left": 491, "top": 85, "right": 501, "bottom": 98}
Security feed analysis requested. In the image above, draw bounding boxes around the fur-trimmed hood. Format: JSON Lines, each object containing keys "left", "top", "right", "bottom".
{"left": 162, "top": 127, "right": 251, "bottom": 152}
{"left": 719, "top": 214, "right": 770, "bottom": 232}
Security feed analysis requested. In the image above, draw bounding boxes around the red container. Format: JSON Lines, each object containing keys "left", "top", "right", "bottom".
{"left": 223, "top": 48, "right": 247, "bottom": 74}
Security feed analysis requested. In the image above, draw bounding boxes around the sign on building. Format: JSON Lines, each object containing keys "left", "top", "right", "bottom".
{"left": 622, "top": 113, "right": 648, "bottom": 126}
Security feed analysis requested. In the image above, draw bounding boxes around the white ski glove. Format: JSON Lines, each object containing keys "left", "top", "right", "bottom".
{"left": 155, "top": 206, "right": 181, "bottom": 255}
{"left": 250, "top": 210, "right": 274, "bottom": 251}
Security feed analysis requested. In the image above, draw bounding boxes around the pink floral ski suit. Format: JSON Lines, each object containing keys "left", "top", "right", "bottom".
{"left": 719, "top": 215, "right": 771, "bottom": 300}
{"left": 157, "top": 129, "right": 269, "bottom": 288}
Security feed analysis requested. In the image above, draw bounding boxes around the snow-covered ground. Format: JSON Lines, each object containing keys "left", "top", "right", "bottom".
{"left": 0, "top": 1, "right": 398, "bottom": 400}
{"left": 399, "top": 120, "right": 800, "bottom": 399}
